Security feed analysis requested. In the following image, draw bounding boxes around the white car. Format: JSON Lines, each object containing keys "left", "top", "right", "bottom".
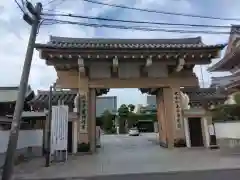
{"left": 128, "top": 127, "right": 140, "bottom": 136}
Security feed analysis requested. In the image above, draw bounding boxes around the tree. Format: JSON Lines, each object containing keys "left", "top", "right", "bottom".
{"left": 117, "top": 104, "right": 129, "bottom": 133}
{"left": 101, "top": 110, "right": 114, "bottom": 133}
{"left": 234, "top": 92, "right": 240, "bottom": 105}
{"left": 128, "top": 104, "right": 135, "bottom": 112}
{"left": 118, "top": 104, "right": 129, "bottom": 117}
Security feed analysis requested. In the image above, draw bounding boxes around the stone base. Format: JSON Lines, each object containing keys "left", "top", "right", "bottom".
{"left": 159, "top": 141, "right": 168, "bottom": 148}
{"left": 78, "top": 132, "right": 89, "bottom": 144}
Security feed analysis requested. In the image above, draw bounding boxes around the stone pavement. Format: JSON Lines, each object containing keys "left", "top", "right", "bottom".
{"left": 11, "top": 133, "right": 240, "bottom": 180}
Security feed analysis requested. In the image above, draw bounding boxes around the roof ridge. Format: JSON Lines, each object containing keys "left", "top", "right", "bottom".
{"left": 49, "top": 36, "right": 203, "bottom": 44}
{"left": 37, "top": 90, "right": 77, "bottom": 95}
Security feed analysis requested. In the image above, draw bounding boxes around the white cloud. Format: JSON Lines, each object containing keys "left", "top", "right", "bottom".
{"left": 0, "top": 0, "right": 239, "bottom": 105}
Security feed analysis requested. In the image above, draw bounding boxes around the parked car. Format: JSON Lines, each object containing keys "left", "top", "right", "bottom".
{"left": 128, "top": 127, "right": 140, "bottom": 136}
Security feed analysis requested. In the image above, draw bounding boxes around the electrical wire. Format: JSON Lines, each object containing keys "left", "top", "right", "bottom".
{"left": 42, "top": 18, "right": 232, "bottom": 34}
{"left": 80, "top": 0, "right": 240, "bottom": 21}
{"left": 42, "top": 12, "right": 232, "bottom": 29}
{"left": 14, "top": 0, "right": 25, "bottom": 13}
{"left": 43, "top": 0, "right": 67, "bottom": 12}
{"left": 43, "top": 0, "right": 59, "bottom": 6}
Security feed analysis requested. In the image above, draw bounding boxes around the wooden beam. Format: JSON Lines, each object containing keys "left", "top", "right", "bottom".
{"left": 88, "top": 77, "right": 198, "bottom": 88}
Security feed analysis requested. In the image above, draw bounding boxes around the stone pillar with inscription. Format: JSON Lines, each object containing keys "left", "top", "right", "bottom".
{"left": 77, "top": 57, "right": 90, "bottom": 147}
{"left": 172, "top": 87, "right": 184, "bottom": 140}
{"left": 156, "top": 89, "right": 168, "bottom": 147}
{"left": 162, "top": 87, "right": 175, "bottom": 148}
{"left": 88, "top": 88, "right": 96, "bottom": 153}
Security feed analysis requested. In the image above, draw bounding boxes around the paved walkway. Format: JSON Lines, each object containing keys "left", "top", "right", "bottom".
{"left": 12, "top": 133, "right": 240, "bottom": 179}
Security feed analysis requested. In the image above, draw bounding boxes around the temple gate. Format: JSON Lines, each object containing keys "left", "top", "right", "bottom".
{"left": 36, "top": 36, "right": 225, "bottom": 152}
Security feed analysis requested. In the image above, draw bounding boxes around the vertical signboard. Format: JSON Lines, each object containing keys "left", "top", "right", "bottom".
{"left": 51, "top": 105, "right": 69, "bottom": 161}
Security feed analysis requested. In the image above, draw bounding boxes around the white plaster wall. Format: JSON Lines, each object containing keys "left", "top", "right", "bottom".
{"left": 89, "top": 62, "right": 111, "bottom": 78}
{"left": 215, "top": 122, "right": 240, "bottom": 139}
{"left": 147, "top": 62, "right": 168, "bottom": 77}
{"left": 0, "top": 130, "right": 43, "bottom": 153}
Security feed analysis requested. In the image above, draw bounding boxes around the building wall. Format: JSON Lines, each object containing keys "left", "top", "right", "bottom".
{"left": 96, "top": 96, "right": 117, "bottom": 117}
{"left": 0, "top": 130, "right": 43, "bottom": 167}
{"left": 147, "top": 95, "right": 156, "bottom": 106}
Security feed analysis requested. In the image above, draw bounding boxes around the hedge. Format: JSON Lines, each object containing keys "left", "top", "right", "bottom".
{"left": 211, "top": 104, "right": 240, "bottom": 122}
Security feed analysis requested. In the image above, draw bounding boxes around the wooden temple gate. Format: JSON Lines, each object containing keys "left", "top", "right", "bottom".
{"left": 36, "top": 36, "right": 225, "bottom": 152}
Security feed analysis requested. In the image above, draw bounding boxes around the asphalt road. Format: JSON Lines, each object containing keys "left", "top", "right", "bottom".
{"left": 86, "top": 169, "right": 240, "bottom": 180}
{"left": 16, "top": 169, "right": 240, "bottom": 180}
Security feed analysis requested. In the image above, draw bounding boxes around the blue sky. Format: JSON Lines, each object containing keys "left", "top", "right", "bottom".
{"left": 0, "top": 0, "right": 240, "bottom": 106}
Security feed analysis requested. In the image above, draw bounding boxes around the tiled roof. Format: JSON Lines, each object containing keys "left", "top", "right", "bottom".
{"left": 30, "top": 90, "right": 76, "bottom": 105}
{"left": 140, "top": 87, "right": 227, "bottom": 103}
{"left": 30, "top": 89, "right": 110, "bottom": 106}
{"left": 0, "top": 86, "right": 34, "bottom": 103}
{"left": 182, "top": 87, "right": 227, "bottom": 102}
{"left": 35, "top": 36, "right": 226, "bottom": 50}
{"left": 211, "top": 73, "right": 240, "bottom": 88}
{"left": 225, "top": 79, "right": 240, "bottom": 90}
{"left": 208, "top": 25, "right": 240, "bottom": 72}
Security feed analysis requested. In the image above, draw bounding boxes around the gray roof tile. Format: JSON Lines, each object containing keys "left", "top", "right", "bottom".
{"left": 0, "top": 86, "right": 34, "bottom": 102}
{"left": 35, "top": 36, "right": 226, "bottom": 50}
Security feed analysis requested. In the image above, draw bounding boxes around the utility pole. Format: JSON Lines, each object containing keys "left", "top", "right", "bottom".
{"left": 45, "top": 85, "right": 53, "bottom": 167}
{"left": 1, "top": 2, "right": 42, "bottom": 180}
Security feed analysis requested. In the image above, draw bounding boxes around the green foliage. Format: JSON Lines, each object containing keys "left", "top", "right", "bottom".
{"left": 116, "top": 104, "right": 157, "bottom": 133}
{"left": 127, "top": 112, "right": 138, "bottom": 128}
{"left": 128, "top": 104, "right": 135, "bottom": 112}
{"left": 234, "top": 93, "right": 240, "bottom": 105}
{"left": 118, "top": 104, "right": 129, "bottom": 117}
{"left": 211, "top": 104, "right": 240, "bottom": 122}
{"left": 118, "top": 116, "right": 126, "bottom": 134}
{"left": 77, "top": 143, "right": 90, "bottom": 152}
{"left": 134, "top": 113, "right": 157, "bottom": 122}
{"left": 101, "top": 110, "right": 114, "bottom": 133}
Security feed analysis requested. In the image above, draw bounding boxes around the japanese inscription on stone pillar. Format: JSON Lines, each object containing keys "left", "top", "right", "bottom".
{"left": 79, "top": 93, "right": 88, "bottom": 131}
{"left": 173, "top": 91, "right": 182, "bottom": 129}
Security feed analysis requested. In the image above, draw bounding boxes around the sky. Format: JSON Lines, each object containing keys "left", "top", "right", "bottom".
{"left": 0, "top": 0, "right": 240, "bottom": 106}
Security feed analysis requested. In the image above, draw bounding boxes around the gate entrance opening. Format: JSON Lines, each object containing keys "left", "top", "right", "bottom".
{"left": 188, "top": 117, "right": 204, "bottom": 147}
{"left": 36, "top": 36, "right": 225, "bottom": 153}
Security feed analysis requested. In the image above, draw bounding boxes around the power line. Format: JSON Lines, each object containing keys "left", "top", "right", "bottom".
{"left": 42, "top": 12, "right": 232, "bottom": 29}
{"left": 43, "top": 0, "right": 59, "bottom": 6}
{"left": 81, "top": 0, "right": 240, "bottom": 21}
{"left": 14, "top": 0, "right": 25, "bottom": 13}
{"left": 42, "top": 18, "right": 231, "bottom": 34}
{"left": 43, "top": 0, "right": 67, "bottom": 11}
